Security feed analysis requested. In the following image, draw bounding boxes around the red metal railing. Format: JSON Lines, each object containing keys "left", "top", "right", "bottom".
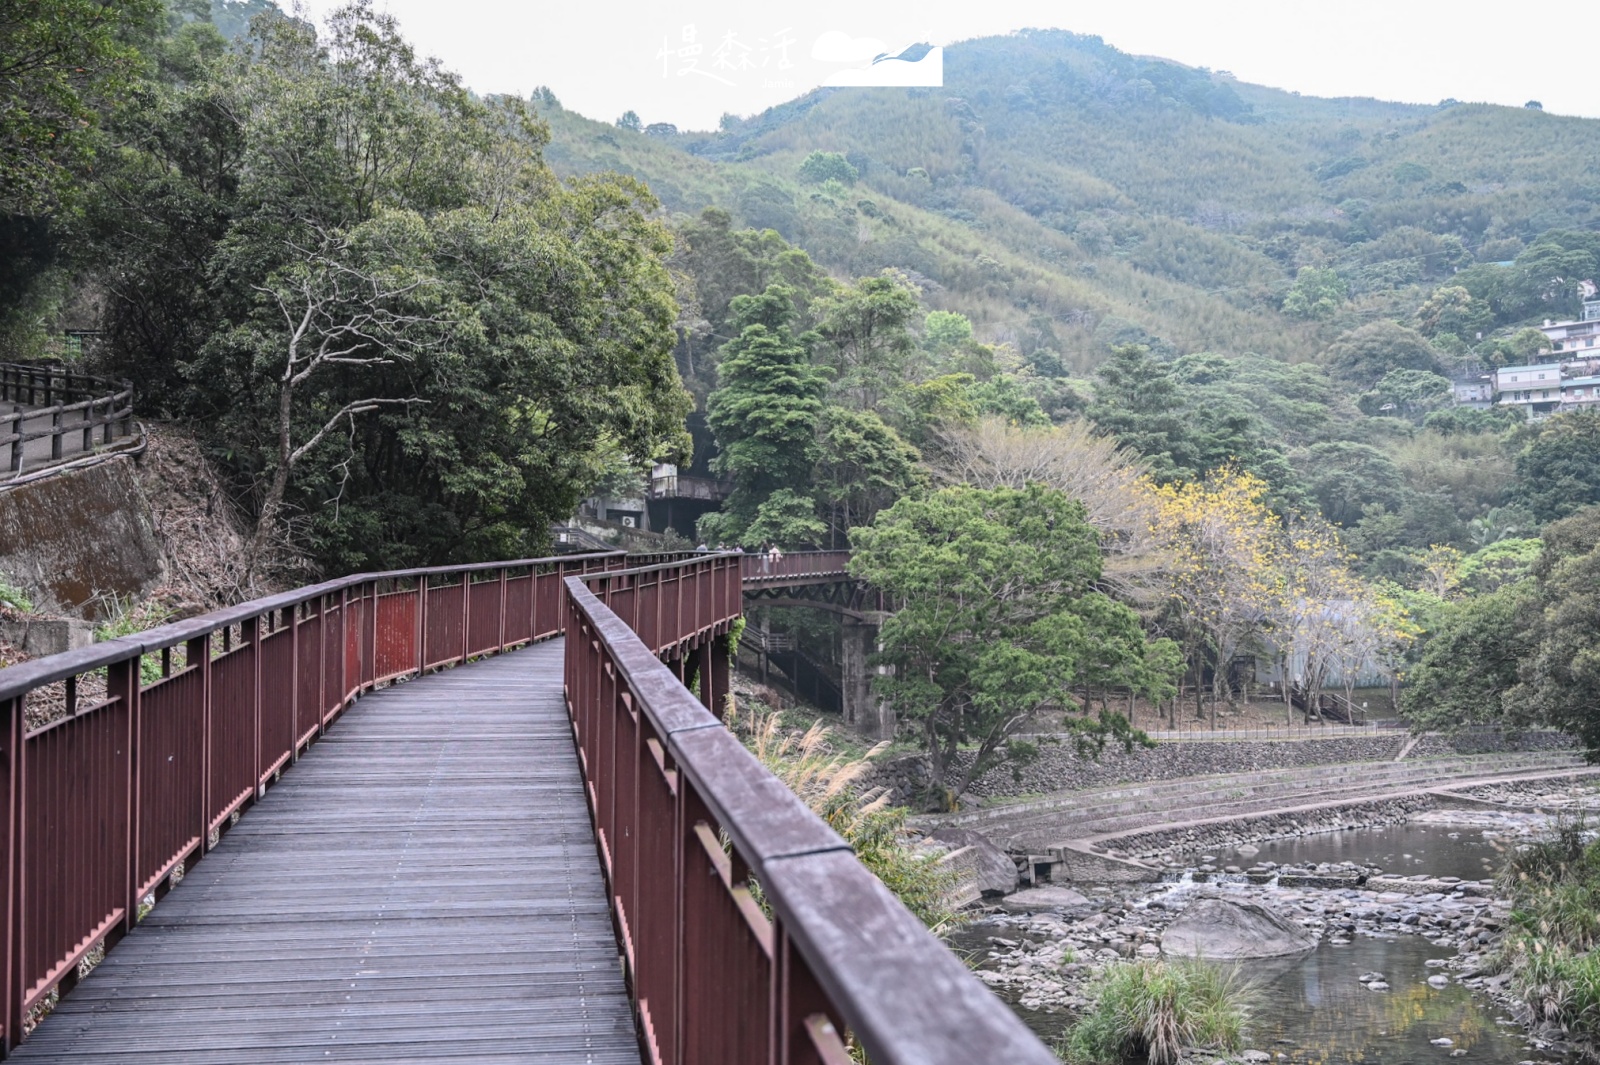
{"left": 0, "top": 550, "right": 638, "bottom": 1053}
{"left": 0, "top": 546, "right": 1047, "bottom": 1063}
{"left": 739, "top": 549, "right": 853, "bottom": 583}
{"left": 566, "top": 557, "right": 1057, "bottom": 1065}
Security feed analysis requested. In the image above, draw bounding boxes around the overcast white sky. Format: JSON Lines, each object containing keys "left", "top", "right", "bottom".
{"left": 298, "top": 1, "right": 1591, "bottom": 130}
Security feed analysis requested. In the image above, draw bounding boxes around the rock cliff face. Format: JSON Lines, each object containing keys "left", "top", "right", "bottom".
{"left": 1160, "top": 897, "right": 1317, "bottom": 959}
{"left": 0, "top": 456, "right": 163, "bottom": 617}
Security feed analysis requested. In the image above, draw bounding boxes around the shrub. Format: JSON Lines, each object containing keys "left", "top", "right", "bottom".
{"left": 0, "top": 572, "right": 33, "bottom": 615}
{"left": 731, "top": 700, "right": 959, "bottom": 930}
{"left": 1060, "top": 958, "right": 1256, "bottom": 1065}
{"left": 1493, "top": 818, "right": 1600, "bottom": 1050}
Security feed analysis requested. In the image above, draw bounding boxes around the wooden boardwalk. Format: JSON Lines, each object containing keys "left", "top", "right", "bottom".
{"left": 13, "top": 640, "right": 641, "bottom": 1064}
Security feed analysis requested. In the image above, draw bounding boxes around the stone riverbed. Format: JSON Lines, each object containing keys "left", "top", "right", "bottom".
{"left": 952, "top": 804, "right": 1594, "bottom": 1062}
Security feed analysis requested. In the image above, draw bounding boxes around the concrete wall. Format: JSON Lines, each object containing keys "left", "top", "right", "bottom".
{"left": 0, "top": 455, "right": 164, "bottom": 618}
{"left": 0, "top": 618, "right": 95, "bottom": 656}
{"left": 869, "top": 735, "right": 1407, "bottom": 805}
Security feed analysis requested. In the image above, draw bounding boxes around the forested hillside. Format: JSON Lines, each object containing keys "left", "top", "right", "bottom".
{"left": 543, "top": 29, "right": 1596, "bottom": 371}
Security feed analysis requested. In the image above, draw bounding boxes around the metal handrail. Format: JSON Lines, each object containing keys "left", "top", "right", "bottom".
{"left": 0, "top": 548, "right": 630, "bottom": 1050}
{"left": 0, "top": 546, "right": 1051, "bottom": 1063}
{"left": 565, "top": 559, "right": 1055, "bottom": 1065}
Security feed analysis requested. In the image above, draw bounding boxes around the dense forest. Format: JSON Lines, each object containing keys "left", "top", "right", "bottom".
{"left": 7, "top": 3, "right": 1600, "bottom": 766}
{"left": 2, "top": 0, "right": 690, "bottom": 578}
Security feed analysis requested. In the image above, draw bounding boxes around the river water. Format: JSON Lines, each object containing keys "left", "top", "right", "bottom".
{"left": 965, "top": 823, "right": 1560, "bottom": 1062}
{"left": 1208, "top": 822, "right": 1506, "bottom": 883}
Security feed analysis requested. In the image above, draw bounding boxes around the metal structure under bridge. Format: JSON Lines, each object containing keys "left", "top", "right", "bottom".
{"left": 0, "top": 550, "right": 1054, "bottom": 1064}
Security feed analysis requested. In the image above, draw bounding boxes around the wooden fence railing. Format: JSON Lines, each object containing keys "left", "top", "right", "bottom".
{"left": 0, "top": 363, "right": 135, "bottom": 478}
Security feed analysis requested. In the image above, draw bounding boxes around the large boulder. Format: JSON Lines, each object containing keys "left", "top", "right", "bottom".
{"left": 930, "top": 828, "right": 1019, "bottom": 897}
{"left": 1160, "top": 897, "right": 1316, "bottom": 959}
{"left": 999, "top": 885, "right": 1092, "bottom": 912}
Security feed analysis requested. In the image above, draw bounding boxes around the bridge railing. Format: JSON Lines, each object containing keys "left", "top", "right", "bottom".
{"left": 566, "top": 556, "right": 1056, "bottom": 1065}
{"left": 739, "top": 549, "right": 853, "bottom": 582}
{"left": 0, "top": 549, "right": 635, "bottom": 1053}
{"left": 1, "top": 362, "right": 135, "bottom": 478}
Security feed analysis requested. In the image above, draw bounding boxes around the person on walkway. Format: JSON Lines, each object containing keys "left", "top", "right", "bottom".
{"left": 695, "top": 542, "right": 708, "bottom": 553}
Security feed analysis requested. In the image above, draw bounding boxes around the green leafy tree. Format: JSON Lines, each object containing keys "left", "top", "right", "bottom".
{"left": 1091, "top": 345, "right": 1306, "bottom": 502}
{"left": 968, "top": 374, "right": 1050, "bottom": 428}
{"left": 1458, "top": 537, "right": 1540, "bottom": 593}
{"left": 1357, "top": 368, "right": 1452, "bottom": 420}
{"left": 814, "top": 271, "right": 919, "bottom": 408}
{"left": 700, "top": 285, "right": 830, "bottom": 546}
{"left": 1508, "top": 508, "right": 1600, "bottom": 757}
{"left": 1320, "top": 320, "right": 1443, "bottom": 387}
{"left": 0, "top": 0, "right": 162, "bottom": 215}
{"left": 1414, "top": 285, "right": 1491, "bottom": 339}
{"left": 1087, "top": 345, "right": 1192, "bottom": 482}
{"left": 615, "top": 109, "right": 641, "bottom": 131}
{"left": 1422, "top": 406, "right": 1523, "bottom": 436}
{"left": 1399, "top": 581, "right": 1537, "bottom": 733}
{"left": 1281, "top": 266, "right": 1346, "bottom": 320}
{"left": 85, "top": 4, "right": 691, "bottom": 572}
{"left": 797, "top": 150, "right": 857, "bottom": 185}
{"left": 1293, "top": 441, "right": 1409, "bottom": 528}
{"left": 1514, "top": 410, "right": 1600, "bottom": 523}
{"left": 813, "top": 406, "right": 923, "bottom": 546}
{"left": 921, "top": 310, "right": 973, "bottom": 354}
{"left": 850, "top": 484, "right": 1179, "bottom": 807}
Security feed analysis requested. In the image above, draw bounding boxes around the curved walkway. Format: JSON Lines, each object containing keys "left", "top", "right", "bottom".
{"left": 13, "top": 640, "right": 639, "bottom": 1064}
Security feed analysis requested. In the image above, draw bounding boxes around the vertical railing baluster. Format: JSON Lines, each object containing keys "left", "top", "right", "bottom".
{"left": 460, "top": 573, "right": 471, "bottom": 666}
{"left": 111, "top": 658, "right": 140, "bottom": 937}
{"left": 246, "top": 616, "right": 262, "bottom": 799}
{"left": 498, "top": 568, "right": 508, "bottom": 651}
{"left": 288, "top": 606, "right": 300, "bottom": 763}
{"left": 1, "top": 693, "right": 21, "bottom": 1055}
{"left": 415, "top": 576, "right": 428, "bottom": 676}
{"left": 6, "top": 409, "right": 19, "bottom": 475}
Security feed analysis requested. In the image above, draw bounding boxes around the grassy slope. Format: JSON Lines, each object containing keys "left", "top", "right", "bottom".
{"left": 542, "top": 30, "right": 1598, "bottom": 371}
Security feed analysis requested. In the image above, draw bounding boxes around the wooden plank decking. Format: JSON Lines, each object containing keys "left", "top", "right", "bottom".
{"left": 13, "top": 640, "right": 641, "bottom": 1064}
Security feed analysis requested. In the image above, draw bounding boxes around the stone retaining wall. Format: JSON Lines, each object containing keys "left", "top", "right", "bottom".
{"left": 870, "top": 735, "right": 1404, "bottom": 805}
{"left": 871, "top": 730, "right": 1578, "bottom": 806}
{"left": 1103, "top": 795, "right": 1437, "bottom": 863}
{"left": 1409, "top": 729, "right": 1577, "bottom": 758}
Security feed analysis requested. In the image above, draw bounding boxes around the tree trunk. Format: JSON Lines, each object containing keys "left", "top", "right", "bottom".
{"left": 245, "top": 380, "right": 296, "bottom": 587}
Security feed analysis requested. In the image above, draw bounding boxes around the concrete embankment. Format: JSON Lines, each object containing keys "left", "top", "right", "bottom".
{"left": 874, "top": 729, "right": 1576, "bottom": 806}
{"left": 918, "top": 752, "right": 1598, "bottom": 887}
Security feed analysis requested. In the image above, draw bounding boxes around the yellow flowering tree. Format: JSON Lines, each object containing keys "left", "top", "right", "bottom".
{"left": 1150, "top": 468, "right": 1286, "bottom": 726}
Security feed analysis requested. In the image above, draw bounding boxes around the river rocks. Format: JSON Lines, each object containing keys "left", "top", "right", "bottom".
{"left": 930, "top": 828, "right": 1018, "bottom": 897}
{"left": 1428, "top": 974, "right": 1450, "bottom": 988}
{"left": 1365, "top": 981, "right": 1390, "bottom": 991}
{"left": 1160, "top": 898, "right": 1317, "bottom": 959}
{"left": 1430, "top": 1037, "right": 1454, "bottom": 1046}
{"left": 1000, "top": 885, "right": 1090, "bottom": 912}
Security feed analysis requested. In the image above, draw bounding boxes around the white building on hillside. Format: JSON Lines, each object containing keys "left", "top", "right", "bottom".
{"left": 1496, "top": 362, "right": 1563, "bottom": 418}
